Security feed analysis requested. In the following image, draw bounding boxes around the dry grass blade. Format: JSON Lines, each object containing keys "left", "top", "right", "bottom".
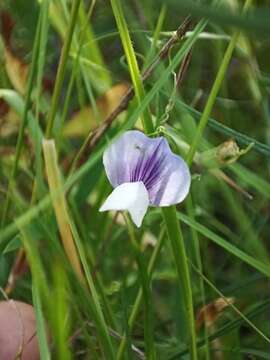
{"left": 42, "top": 139, "right": 84, "bottom": 281}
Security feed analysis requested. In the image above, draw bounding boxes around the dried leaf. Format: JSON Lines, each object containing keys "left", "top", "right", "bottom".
{"left": 0, "top": 105, "right": 20, "bottom": 137}
{"left": 0, "top": 11, "right": 14, "bottom": 45}
{"left": 0, "top": 98, "right": 9, "bottom": 117}
{"left": 141, "top": 232, "right": 157, "bottom": 250}
{"left": 196, "top": 297, "right": 234, "bottom": 330}
{"left": 64, "top": 83, "right": 129, "bottom": 137}
{"left": 4, "top": 47, "right": 28, "bottom": 95}
{"left": 1, "top": 11, "right": 28, "bottom": 94}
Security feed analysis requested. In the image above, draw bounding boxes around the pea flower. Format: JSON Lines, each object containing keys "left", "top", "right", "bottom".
{"left": 99, "top": 130, "right": 191, "bottom": 227}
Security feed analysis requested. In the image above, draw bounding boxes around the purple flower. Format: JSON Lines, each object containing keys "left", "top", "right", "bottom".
{"left": 99, "top": 130, "right": 191, "bottom": 227}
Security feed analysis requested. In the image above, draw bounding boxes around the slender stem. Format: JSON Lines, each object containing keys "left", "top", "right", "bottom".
{"left": 0, "top": 20, "right": 206, "bottom": 237}
{"left": 143, "top": 5, "right": 167, "bottom": 70}
{"left": 189, "top": 260, "right": 270, "bottom": 344}
{"left": 72, "top": 17, "right": 197, "bottom": 166}
{"left": 186, "top": 195, "right": 210, "bottom": 360}
{"left": 117, "top": 229, "right": 165, "bottom": 359}
{"left": 162, "top": 207, "right": 198, "bottom": 359}
{"left": 57, "top": 0, "right": 97, "bottom": 147}
{"left": 68, "top": 218, "right": 116, "bottom": 359}
{"left": 69, "top": 198, "right": 117, "bottom": 330}
{"left": 56, "top": 41, "right": 81, "bottom": 146}
{"left": 3, "top": 0, "right": 50, "bottom": 296}
{"left": 110, "top": 0, "right": 154, "bottom": 134}
{"left": 3, "top": 0, "right": 83, "bottom": 296}
{"left": 43, "top": 139, "right": 115, "bottom": 358}
{"left": 45, "top": 0, "right": 82, "bottom": 138}
{"left": 186, "top": 0, "right": 253, "bottom": 166}
{"left": 35, "top": 0, "right": 50, "bottom": 119}
{"left": 123, "top": 213, "right": 156, "bottom": 360}
{"left": 183, "top": 11, "right": 252, "bottom": 352}
{"left": 111, "top": 11, "right": 200, "bottom": 359}
{"left": 1, "top": 11, "right": 42, "bottom": 227}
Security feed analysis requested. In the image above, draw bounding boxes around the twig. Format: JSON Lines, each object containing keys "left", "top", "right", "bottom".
{"left": 176, "top": 49, "right": 192, "bottom": 88}
{"left": 73, "top": 16, "right": 192, "bottom": 167}
{"left": 4, "top": 248, "right": 28, "bottom": 295}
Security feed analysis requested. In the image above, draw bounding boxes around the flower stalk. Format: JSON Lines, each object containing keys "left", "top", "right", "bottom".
{"left": 123, "top": 213, "right": 156, "bottom": 360}
{"left": 162, "top": 206, "right": 198, "bottom": 359}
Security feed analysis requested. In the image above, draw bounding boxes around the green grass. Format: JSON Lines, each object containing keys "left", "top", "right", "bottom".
{"left": 0, "top": 0, "right": 270, "bottom": 359}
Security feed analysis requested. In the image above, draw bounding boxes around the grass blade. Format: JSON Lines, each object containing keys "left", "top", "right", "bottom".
{"left": 1, "top": 10, "right": 42, "bottom": 226}
{"left": 186, "top": 0, "right": 252, "bottom": 165}
{"left": 32, "top": 283, "right": 51, "bottom": 360}
{"left": 43, "top": 139, "right": 115, "bottom": 358}
{"left": 42, "top": 139, "right": 84, "bottom": 280}
{"left": 45, "top": 0, "right": 82, "bottom": 138}
{"left": 162, "top": 207, "right": 198, "bottom": 359}
{"left": 178, "top": 212, "right": 270, "bottom": 277}
{"left": 110, "top": 0, "right": 153, "bottom": 133}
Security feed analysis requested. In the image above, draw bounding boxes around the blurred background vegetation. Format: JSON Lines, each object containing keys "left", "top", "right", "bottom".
{"left": 0, "top": 0, "right": 270, "bottom": 359}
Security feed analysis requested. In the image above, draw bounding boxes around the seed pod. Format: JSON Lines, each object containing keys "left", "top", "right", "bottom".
{"left": 198, "top": 139, "right": 253, "bottom": 169}
{"left": 0, "top": 300, "right": 40, "bottom": 360}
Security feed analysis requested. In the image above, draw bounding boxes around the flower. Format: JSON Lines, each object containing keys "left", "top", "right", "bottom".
{"left": 99, "top": 130, "right": 191, "bottom": 227}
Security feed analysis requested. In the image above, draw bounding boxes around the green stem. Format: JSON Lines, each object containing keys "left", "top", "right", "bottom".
{"left": 45, "top": 0, "right": 82, "bottom": 138}
{"left": 35, "top": 0, "right": 50, "bottom": 118}
{"left": 42, "top": 139, "right": 115, "bottom": 357}
{"left": 162, "top": 206, "right": 198, "bottom": 360}
{"left": 1, "top": 10, "right": 42, "bottom": 227}
{"left": 33, "top": 0, "right": 50, "bottom": 202}
{"left": 117, "top": 230, "right": 165, "bottom": 359}
{"left": 110, "top": 0, "right": 154, "bottom": 134}
{"left": 123, "top": 213, "right": 156, "bottom": 359}
{"left": 57, "top": 0, "right": 96, "bottom": 146}
{"left": 111, "top": 8, "right": 202, "bottom": 358}
{"left": 186, "top": 0, "right": 253, "bottom": 166}
{"left": 68, "top": 218, "right": 116, "bottom": 359}
{"left": 69, "top": 198, "right": 117, "bottom": 330}
{"left": 186, "top": 195, "right": 210, "bottom": 360}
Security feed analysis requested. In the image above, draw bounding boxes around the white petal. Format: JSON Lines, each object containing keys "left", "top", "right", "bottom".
{"left": 99, "top": 182, "right": 149, "bottom": 227}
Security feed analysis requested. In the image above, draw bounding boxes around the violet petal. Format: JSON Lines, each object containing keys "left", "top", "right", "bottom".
{"left": 103, "top": 130, "right": 191, "bottom": 207}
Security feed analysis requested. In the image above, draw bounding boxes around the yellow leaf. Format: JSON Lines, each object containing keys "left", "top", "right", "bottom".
{"left": 64, "top": 83, "right": 129, "bottom": 137}
{"left": 4, "top": 47, "right": 28, "bottom": 95}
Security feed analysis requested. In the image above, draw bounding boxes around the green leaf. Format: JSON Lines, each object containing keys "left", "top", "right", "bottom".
{"left": 178, "top": 212, "right": 270, "bottom": 277}
{"left": 3, "top": 235, "right": 21, "bottom": 254}
{"left": 32, "top": 283, "right": 51, "bottom": 360}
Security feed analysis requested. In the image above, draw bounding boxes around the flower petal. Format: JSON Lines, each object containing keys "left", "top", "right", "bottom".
{"left": 103, "top": 130, "right": 163, "bottom": 188}
{"left": 99, "top": 181, "right": 149, "bottom": 227}
{"left": 103, "top": 130, "right": 191, "bottom": 207}
{"left": 147, "top": 152, "right": 191, "bottom": 206}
